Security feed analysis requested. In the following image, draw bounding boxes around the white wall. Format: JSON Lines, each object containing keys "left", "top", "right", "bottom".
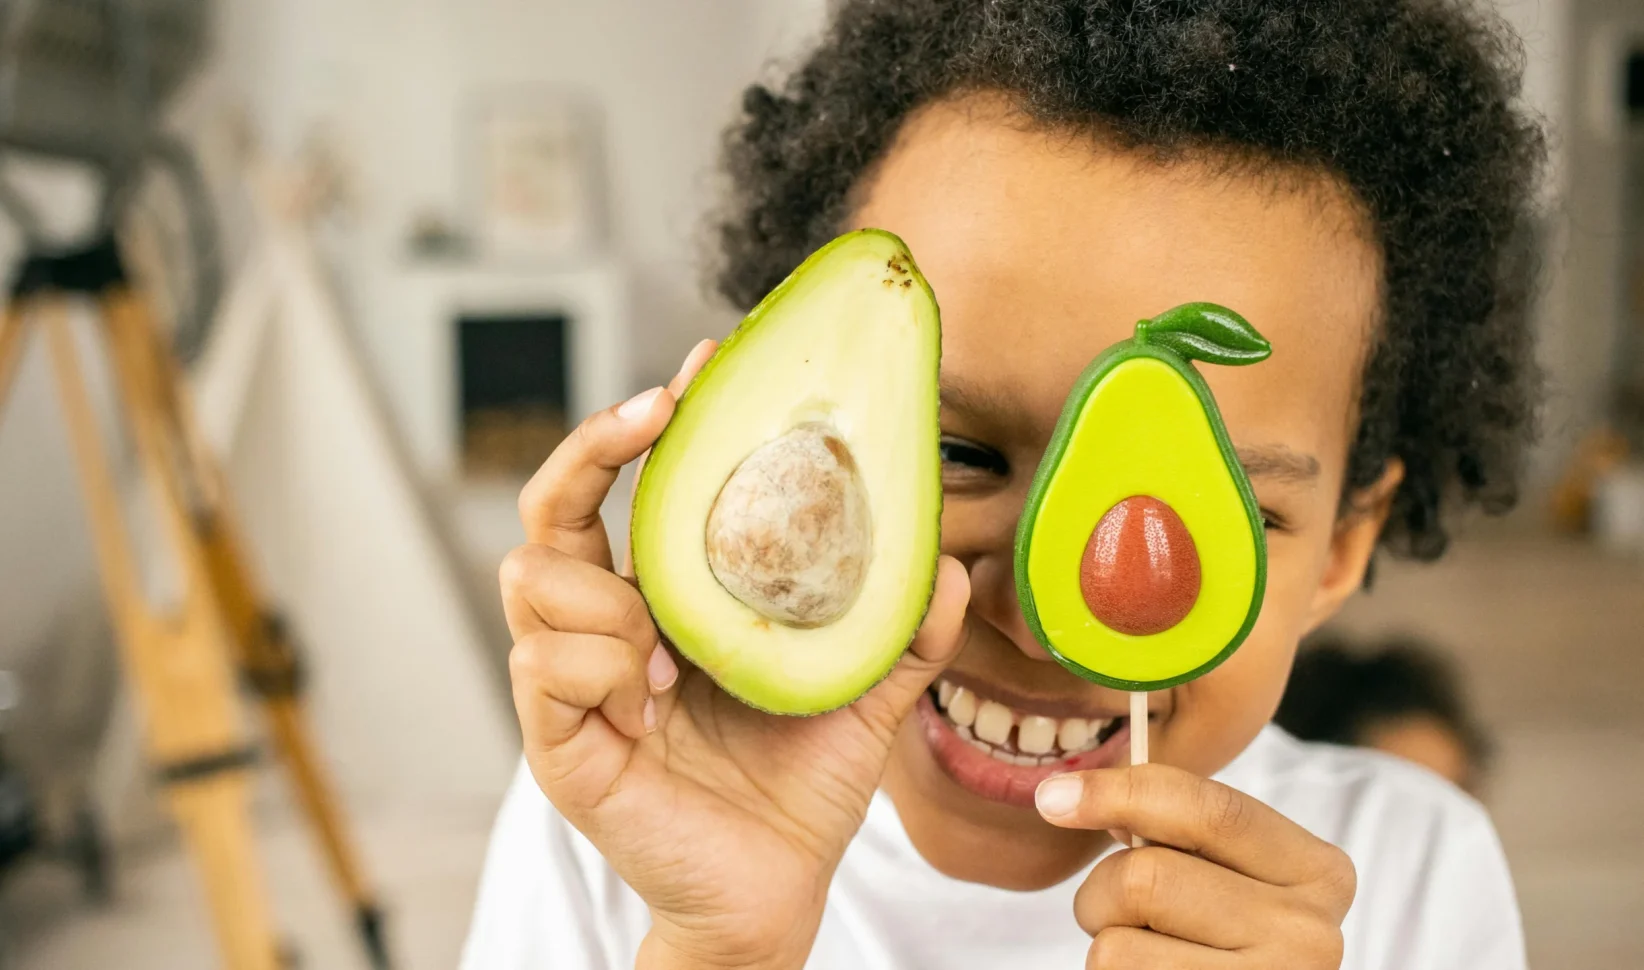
{"left": 1497, "top": 0, "right": 1570, "bottom": 178}
{"left": 1486, "top": 0, "right": 1576, "bottom": 490}
{"left": 0, "top": 317, "right": 98, "bottom": 663}
{"left": 1543, "top": 0, "right": 1644, "bottom": 480}
{"left": 212, "top": 0, "right": 829, "bottom": 410}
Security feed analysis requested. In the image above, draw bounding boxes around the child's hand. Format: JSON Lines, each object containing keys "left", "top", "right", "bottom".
{"left": 501, "top": 340, "right": 970, "bottom": 970}
{"left": 1036, "top": 764, "right": 1356, "bottom": 968}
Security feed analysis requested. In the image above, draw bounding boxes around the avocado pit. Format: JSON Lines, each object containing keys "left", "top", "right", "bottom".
{"left": 1080, "top": 495, "right": 1200, "bottom": 636}
{"left": 705, "top": 422, "right": 872, "bottom": 628}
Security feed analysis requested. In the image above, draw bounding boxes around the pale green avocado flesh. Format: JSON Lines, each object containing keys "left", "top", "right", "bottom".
{"left": 630, "top": 229, "right": 942, "bottom": 715}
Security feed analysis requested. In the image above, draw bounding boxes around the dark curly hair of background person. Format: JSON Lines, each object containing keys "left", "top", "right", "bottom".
{"left": 711, "top": 0, "right": 1546, "bottom": 562}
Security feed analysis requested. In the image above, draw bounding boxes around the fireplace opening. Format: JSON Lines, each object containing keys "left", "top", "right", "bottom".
{"left": 457, "top": 311, "right": 571, "bottom": 479}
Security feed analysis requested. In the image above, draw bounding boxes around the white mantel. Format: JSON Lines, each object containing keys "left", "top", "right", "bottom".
{"left": 379, "top": 256, "right": 633, "bottom": 489}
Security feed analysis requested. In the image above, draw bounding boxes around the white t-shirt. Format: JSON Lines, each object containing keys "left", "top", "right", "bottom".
{"left": 460, "top": 725, "right": 1526, "bottom": 969}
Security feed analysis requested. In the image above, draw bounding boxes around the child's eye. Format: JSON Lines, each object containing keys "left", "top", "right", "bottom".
{"left": 1260, "top": 508, "right": 1289, "bottom": 532}
{"left": 940, "top": 435, "right": 1008, "bottom": 476}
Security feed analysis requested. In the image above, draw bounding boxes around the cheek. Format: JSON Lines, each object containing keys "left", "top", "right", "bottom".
{"left": 1261, "top": 529, "right": 1341, "bottom": 626}
{"left": 937, "top": 483, "right": 1033, "bottom": 563}
{"left": 1161, "top": 531, "right": 1339, "bottom": 772}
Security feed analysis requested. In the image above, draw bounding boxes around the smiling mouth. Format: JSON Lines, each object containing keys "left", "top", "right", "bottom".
{"left": 929, "top": 678, "right": 1127, "bottom": 765}
{"left": 917, "top": 676, "right": 1138, "bottom": 808}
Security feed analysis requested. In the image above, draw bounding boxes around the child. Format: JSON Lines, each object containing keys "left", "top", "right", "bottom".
{"left": 1277, "top": 633, "right": 1493, "bottom": 796}
{"left": 465, "top": 1, "right": 1543, "bottom": 967}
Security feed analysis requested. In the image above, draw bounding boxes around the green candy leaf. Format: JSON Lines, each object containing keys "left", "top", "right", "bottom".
{"left": 1139, "top": 302, "right": 1271, "bottom": 366}
{"left": 1146, "top": 330, "right": 1271, "bottom": 366}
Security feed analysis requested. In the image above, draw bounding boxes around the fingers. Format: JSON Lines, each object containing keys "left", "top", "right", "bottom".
{"left": 906, "top": 557, "right": 973, "bottom": 665}
{"left": 1083, "top": 927, "right": 1237, "bottom": 970}
{"left": 499, "top": 543, "right": 661, "bottom": 651}
{"left": 620, "top": 338, "right": 719, "bottom": 577}
{"left": 851, "top": 556, "right": 971, "bottom": 737}
{"left": 500, "top": 542, "right": 677, "bottom": 754}
{"left": 1035, "top": 764, "right": 1357, "bottom": 903}
{"left": 519, "top": 384, "right": 677, "bottom": 566}
{"left": 509, "top": 629, "right": 658, "bottom": 749}
{"left": 1074, "top": 846, "right": 1277, "bottom": 949}
{"left": 1055, "top": 767, "right": 1354, "bottom": 967}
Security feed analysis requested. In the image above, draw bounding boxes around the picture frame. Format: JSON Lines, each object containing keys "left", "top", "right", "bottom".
{"left": 463, "top": 87, "right": 604, "bottom": 263}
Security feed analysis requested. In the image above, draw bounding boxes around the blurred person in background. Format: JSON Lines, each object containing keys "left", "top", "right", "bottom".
{"left": 1276, "top": 634, "right": 1493, "bottom": 796}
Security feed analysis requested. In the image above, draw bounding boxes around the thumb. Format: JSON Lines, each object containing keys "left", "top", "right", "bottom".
{"left": 852, "top": 556, "right": 970, "bottom": 736}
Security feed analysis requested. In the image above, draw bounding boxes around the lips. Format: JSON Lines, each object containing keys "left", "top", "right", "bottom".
{"left": 918, "top": 676, "right": 1135, "bottom": 809}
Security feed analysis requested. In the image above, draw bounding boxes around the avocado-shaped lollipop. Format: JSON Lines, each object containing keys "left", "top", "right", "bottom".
{"left": 1015, "top": 303, "right": 1271, "bottom": 691}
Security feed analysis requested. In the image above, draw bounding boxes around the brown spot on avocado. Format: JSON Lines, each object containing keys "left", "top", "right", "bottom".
{"left": 822, "top": 434, "right": 856, "bottom": 471}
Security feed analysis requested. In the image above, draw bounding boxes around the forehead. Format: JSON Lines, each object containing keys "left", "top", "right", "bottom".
{"left": 846, "top": 96, "right": 1380, "bottom": 477}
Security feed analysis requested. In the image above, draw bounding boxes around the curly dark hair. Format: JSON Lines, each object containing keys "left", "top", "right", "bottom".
{"left": 711, "top": 0, "right": 1546, "bottom": 561}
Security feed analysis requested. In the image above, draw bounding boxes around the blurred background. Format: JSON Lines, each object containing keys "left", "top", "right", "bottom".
{"left": 0, "top": 0, "right": 1637, "bottom": 967}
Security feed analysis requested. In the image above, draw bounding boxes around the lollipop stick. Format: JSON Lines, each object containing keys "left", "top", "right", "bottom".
{"left": 1129, "top": 690, "right": 1148, "bottom": 849}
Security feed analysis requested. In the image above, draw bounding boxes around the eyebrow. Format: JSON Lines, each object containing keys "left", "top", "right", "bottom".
{"left": 939, "top": 376, "right": 1041, "bottom": 439}
{"left": 1235, "top": 444, "right": 1321, "bottom": 485}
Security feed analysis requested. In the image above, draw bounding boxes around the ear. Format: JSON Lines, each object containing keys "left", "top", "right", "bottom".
{"left": 1302, "top": 458, "right": 1404, "bottom": 633}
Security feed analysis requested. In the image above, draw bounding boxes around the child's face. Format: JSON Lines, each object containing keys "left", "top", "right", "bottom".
{"left": 847, "top": 95, "right": 1401, "bottom": 889}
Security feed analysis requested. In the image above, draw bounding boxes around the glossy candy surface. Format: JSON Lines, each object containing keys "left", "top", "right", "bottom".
{"left": 1014, "top": 303, "right": 1271, "bottom": 691}
{"left": 1080, "top": 495, "right": 1202, "bottom": 637}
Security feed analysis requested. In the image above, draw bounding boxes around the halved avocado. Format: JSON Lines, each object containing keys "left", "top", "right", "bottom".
{"left": 1014, "top": 303, "right": 1271, "bottom": 691}
{"left": 630, "top": 229, "right": 942, "bottom": 715}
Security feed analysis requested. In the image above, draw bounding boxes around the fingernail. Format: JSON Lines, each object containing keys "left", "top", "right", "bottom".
{"left": 643, "top": 697, "right": 657, "bottom": 733}
{"left": 676, "top": 339, "right": 713, "bottom": 381}
{"left": 1036, "top": 775, "right": 1083, "bottom": 819}
{"left": 617, "top": 387, "right": 664, "bottom": 420}
{"left": 648, "top": 645, "right": 678, "bottom": 692}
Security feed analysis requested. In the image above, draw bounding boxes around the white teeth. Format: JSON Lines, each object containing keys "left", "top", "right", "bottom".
{"left": 1058, "top": 717, "right": 1091, "bottom": 752}
{"left": 974, "top": 700, "right": 1014, "bottom": 745}
{"left": 935, "top": 680, "right": 1120, "bottom": 763}
{"left": 1018, "top": 715, "right": 1057, "bottom": 755}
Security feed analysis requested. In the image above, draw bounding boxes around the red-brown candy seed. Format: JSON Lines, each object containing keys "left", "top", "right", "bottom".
{"left": 1079, "top": 496, "right": 1201, "bottom": 636}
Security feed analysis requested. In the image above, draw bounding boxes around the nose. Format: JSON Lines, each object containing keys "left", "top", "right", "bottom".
{"left": 965, "top": 555, "right": 1055, "bottom": 661}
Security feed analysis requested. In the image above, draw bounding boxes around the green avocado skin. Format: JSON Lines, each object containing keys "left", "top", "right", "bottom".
{"left": 1013, "top": 311, "right": 1270, "bottom": 692}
